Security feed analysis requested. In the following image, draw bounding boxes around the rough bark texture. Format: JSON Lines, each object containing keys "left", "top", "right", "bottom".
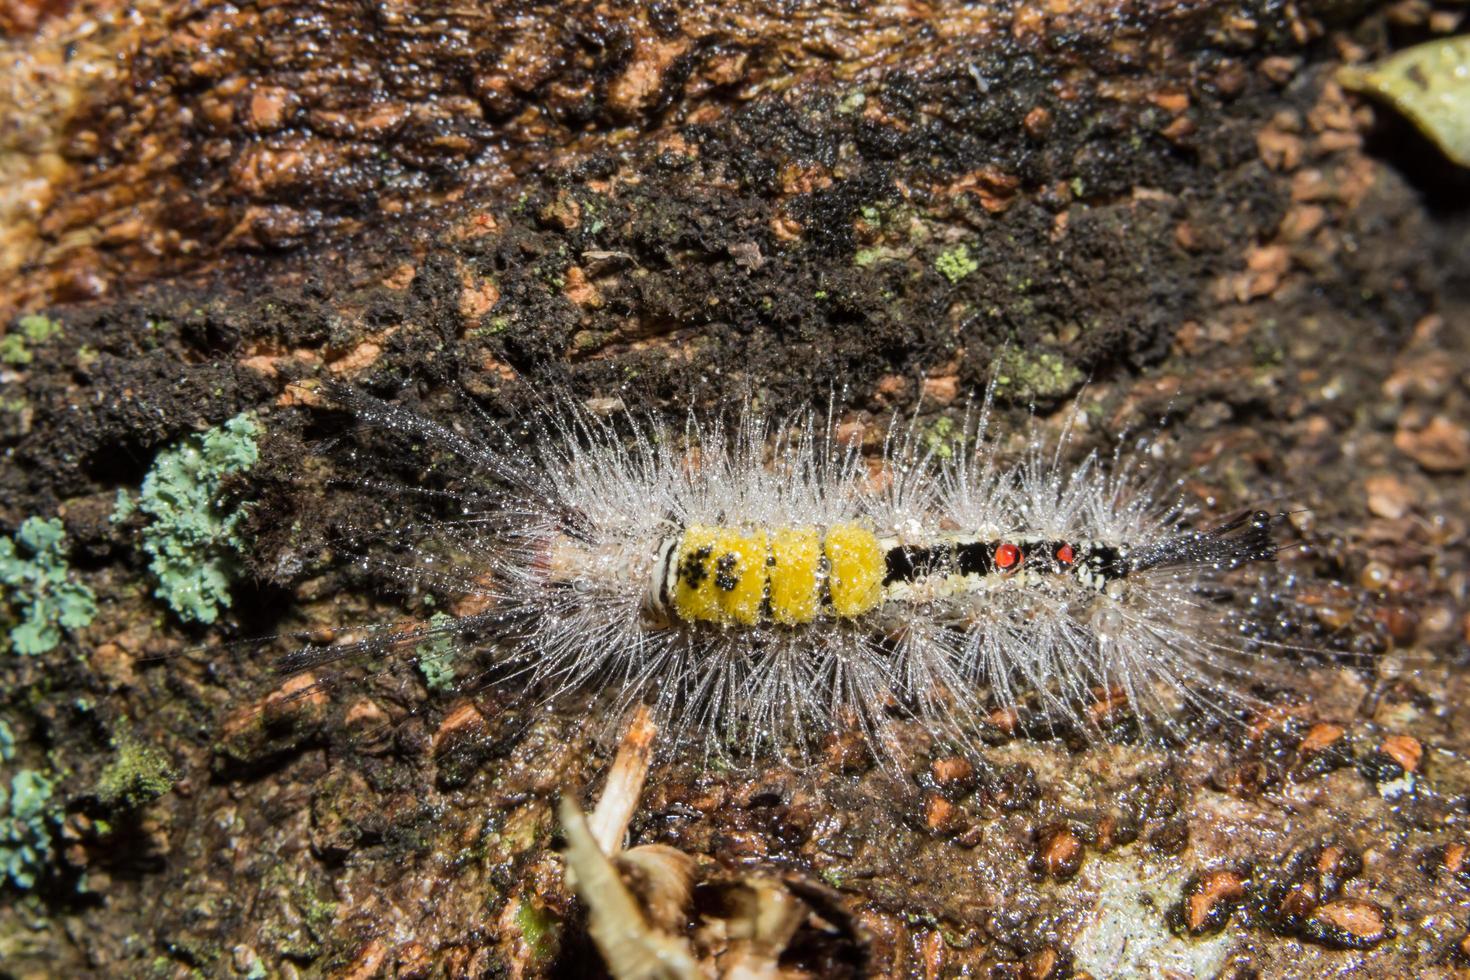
{"left": 2, "top": 0, "right": 1469, "bottom": 977}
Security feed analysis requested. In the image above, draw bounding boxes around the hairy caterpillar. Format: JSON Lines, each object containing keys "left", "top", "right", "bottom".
{"left": 282, "top": 381, "right": 1290, "bottom": 765}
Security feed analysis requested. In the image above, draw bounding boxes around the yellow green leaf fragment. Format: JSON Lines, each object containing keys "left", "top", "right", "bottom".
{"left": 1338, "top": 36, "right": 1470, "bottom": 168}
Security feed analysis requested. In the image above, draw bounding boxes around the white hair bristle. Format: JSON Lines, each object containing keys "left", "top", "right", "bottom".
{"left": 280, "top": 382, "right": 1291, "bottom": 767}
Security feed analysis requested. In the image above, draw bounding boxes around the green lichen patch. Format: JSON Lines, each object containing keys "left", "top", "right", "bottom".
{"left": 1, "top": 763, "right": 57, "bottom": 890}
{"left": 935, "top": 244, "right": 979, "bottom": 284}
{"left": 0, "top": 335, "right": 28, "bottom": 365}
{"left": 18, "top": 314, "right": 61, "bottom": 344}
{"left": 255, "top": 864, "right": 338, "bottom": 964}
{"left": 992, "top": 349, "right": 1086, "bottom": 403}
{"left": 1, "top": 516, "right": 98, "bottom": 656}
{"left": 96, "top": 721, "right": 175, "bottom": 811}
{"left": 117, "top": 413, "right": 260, "bottom": 624}
{"left": 923, "top": 416, "right": 961, "bottom": 460}
{"left": 415, "top": 612, "right": 459, "bottom": 692}
{"left": 0, "top": 314, "right": 63, "bottom": 366}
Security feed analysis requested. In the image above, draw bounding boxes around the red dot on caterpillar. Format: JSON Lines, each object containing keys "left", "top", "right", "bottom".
{"left": 1056, "top": 543, "right": 1075, "bottom": 565}
{"left": 995, "top": 542, "right": 1020, "bottom": 569}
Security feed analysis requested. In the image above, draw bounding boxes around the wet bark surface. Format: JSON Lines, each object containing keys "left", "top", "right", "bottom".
{"left": 2, "top": 0, "right": 1469, "bottom": 976}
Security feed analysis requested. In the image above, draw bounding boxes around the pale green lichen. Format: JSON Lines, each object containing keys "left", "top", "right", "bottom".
{"left": 96, "top": 720, "right": 175, "bottom": 810}
{"left": 1, "top": 764, "right": 57, "bottom": 890}
{"left": 117, "top": 414, "right": 260, "bottom": 624}
{"left": 993, "top": 349, "right": 1085, "bottom": 402}
{"left": 18, "top": 314, "right": 61, "bottom": 343}
{"left": 0, "top": 314, "right": 63, "bottom": 366}
{"left": 415, "top": 612, "right": 459, "bottom": 692}
{"left": 0, "top": 335, "right": 28, "bottom": 365}
{"left": 923, "top": 416, "right": 961, "bottom": 460}
{"left": 934, "top": 244, "right": 978, "bottom": 284}
{"left": 111, "top": 488, "right": 135, "bottom": 522}
{"left": 1, "top": 720, "right": 61, "bottom": 891}
{"left": 1, "top": 517, "right": 98, "bottom": 656}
